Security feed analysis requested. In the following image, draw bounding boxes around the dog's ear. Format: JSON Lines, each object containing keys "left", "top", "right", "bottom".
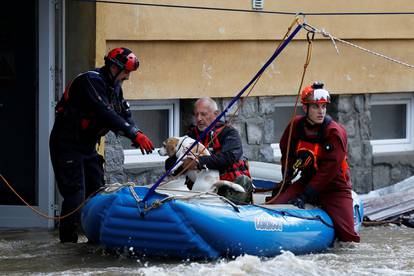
{"left": 166, "top": 142, "right": 175, "bottom": 157}
{"left": 166, "top": 138, "right": 179, "bottom": 157}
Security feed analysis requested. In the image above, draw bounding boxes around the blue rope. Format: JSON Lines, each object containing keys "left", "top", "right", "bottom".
{"left": 142, "top": 23, "right": 303, "bottom": 203}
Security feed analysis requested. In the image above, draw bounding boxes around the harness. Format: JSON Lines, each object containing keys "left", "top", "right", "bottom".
{"left": 54, "top": 69, "right": 123, "bottom": 142}
{"left": 293, "top": 116, "right": 350, "bottom": 182}
{"left": 194, "top": 125, "right": 251, "bottom": 182}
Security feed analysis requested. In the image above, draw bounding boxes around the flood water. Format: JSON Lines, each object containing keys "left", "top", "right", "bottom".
{"left": 0, "top": 225, "right": 413, "bottom": 275}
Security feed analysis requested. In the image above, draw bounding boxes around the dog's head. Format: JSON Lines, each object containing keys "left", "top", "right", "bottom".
{"left": 158, "top": 137, "right": 181, "bottom": 157}
{"left": 158, "top": 136, "right": 211, "bottom": 159}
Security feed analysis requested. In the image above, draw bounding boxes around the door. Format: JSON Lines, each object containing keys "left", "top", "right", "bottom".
{"left": 0, "top": 0, "right": 56, "bottom": 228}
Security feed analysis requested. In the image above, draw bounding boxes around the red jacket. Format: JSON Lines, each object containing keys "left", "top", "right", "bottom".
{"left": 280, "top": 115, "right": 351, "bottom": 193}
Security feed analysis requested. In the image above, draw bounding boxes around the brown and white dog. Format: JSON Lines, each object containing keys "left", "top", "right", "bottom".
{"left": 158, "top": 136, "right": 245, "bottom": 193}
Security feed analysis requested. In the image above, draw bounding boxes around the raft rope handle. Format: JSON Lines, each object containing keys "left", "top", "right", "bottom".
{"left": 0, "top": 17, "right": 303, "bottom": 218}
{"left": 138, "top": 191, "right": 240, "bottom": 214}
{"left": 267, "top": 29, "right": 315, "bottom": 203}
{"left": 281, "top": 211, "right": 334, "bottom": 228}
{"left": 157, "top": 16, "right": 303, "bottom": 188}
{"left": 304, "top": 22, "right": 414, "bottom": 69}
{"left": 142, "top": 19, "right": 304, "bottom": 203}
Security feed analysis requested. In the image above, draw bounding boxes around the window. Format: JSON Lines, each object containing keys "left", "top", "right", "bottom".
{"left": 269, "top": 97, "right": 305, "bottom": 159}
{"left": 370, "top": 93, "right": 414, "bottom": 154}
{"left": 122, "top": 99, "right": 180, "bottom": 167}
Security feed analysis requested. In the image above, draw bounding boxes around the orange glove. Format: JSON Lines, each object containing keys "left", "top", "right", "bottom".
{"left": 134, "top": 131, "right": 154, "bottom": 154}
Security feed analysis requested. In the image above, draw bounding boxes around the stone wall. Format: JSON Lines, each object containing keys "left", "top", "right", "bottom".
{"left": 104, "top": 132, "right": 165, "bottom": 186}
{"left": 104, "top": 94, "right": 414, "bottom": 193}
{"left": 335, "top": 95, "right": 373, "bottom": 193}
{"left": 179, "top": 95, "right": 410, "bottom": 194}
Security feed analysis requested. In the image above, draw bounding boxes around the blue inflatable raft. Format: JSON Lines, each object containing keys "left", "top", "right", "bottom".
{"left": 81, "top": 181, "right": 363, "bottom": 260}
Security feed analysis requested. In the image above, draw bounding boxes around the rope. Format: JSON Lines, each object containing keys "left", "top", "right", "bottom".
{"left": 266, "top": 30, "right": 314, "bottom": 204}
{"left": 76, "top": 0, "right": 414, "bottom": 16}
{"left": 142, "top": 19, "right": 304, "bottom": 203}
{"left": 157, "top": 17, "right": 302, "bottom": 189}
{"left": 304, "top": 22, "right": 414, "bottom": 69}
{"left": 0, "top": 174, "right": 102, "bottom": 221}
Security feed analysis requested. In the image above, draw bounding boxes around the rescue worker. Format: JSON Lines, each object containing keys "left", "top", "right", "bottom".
{"left": 49, "top": 47, "right": 154, "bottom": 243}
{"left": 266, "top": 82, "right": 360, "bottom": 243}
{"left": 170, "top": 97, "right": 253, "bottom": 203}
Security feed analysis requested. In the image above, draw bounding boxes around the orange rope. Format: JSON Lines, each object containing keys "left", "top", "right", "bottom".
{"left": 0, "top": 174, "right": 100, "bottom": 221}
{"left": 0, "top": 17, "right": 304, "bottom": 217}
{"left": 159, "top": 17, "right": 302, "bottom": 185}
{"left": 266, "top": 31, "right": 314, "bottom": 203}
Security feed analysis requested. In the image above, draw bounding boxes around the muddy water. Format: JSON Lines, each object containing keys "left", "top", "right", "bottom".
{"left": 0, "top": 225, "right": 413, "bottom": 275}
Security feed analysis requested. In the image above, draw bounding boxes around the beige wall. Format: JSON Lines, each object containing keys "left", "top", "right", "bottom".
{"left": 66, "top": 1, "right": 96, "bottom": 82}
{"left": 96, "top": 0, "right": 414, "bottom": 99}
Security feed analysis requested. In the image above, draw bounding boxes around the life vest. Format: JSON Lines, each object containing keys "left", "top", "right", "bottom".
{"left": 294, "top": 123, "right": 350, "bottom": 182}
{"left": 194, "top": 125, "right": 251, "bottom": 182}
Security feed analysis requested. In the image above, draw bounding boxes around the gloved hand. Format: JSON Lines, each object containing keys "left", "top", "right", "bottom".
{"left": 288, "top": 186, "right": 318, "bottom": 209}
{"left": 288, "top": 195, "right": 306, "bottom": 209}
{"left": 134, "top": 131, "right": 154, "bottom": 154}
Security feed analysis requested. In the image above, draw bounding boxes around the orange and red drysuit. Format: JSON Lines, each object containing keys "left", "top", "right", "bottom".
{"left": 268, "top": 115, "right": 360, "bottom": 243}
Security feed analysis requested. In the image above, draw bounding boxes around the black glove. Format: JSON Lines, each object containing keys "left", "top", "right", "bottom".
{"left": 288, "top": 195, "right": 306, "bottom": 209}
{"left": 288, "top": 186, "right": 318, "bottom": 209}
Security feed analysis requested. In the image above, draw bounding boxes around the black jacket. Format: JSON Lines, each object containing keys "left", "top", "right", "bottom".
{"left": 50, "top": 67, "right": 138, "bottom": 152}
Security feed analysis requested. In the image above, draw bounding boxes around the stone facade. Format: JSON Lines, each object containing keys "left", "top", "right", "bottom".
{"left": 104, "top": 94, "right": 414, "bottom": 194}
{"left": 104, "top": 132, "right": 165, "bottom": 186}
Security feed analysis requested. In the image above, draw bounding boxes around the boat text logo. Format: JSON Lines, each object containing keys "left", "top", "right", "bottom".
{"left": 254, "top": 214, "right": 283, "bottom": 231}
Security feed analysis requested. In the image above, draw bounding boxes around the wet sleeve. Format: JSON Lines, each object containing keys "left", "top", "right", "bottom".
{"left": 307, "top": 130, "right": 346, "bottom": 192}
{"left": 82, "top": 75, "right": 138, "bottom": 140}
{"left": 198, "top": 128, "right": 243, "bottom": 170}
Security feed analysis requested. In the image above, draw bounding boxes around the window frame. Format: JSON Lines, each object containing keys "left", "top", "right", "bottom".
{"left": 123, "top": 99, "right": 180, "bottom": 167}
{"left": 268, "top": 96, "right": 301, "bottom": 159}
{"left": 370, "top": 93, "right": 414, "bottom": 154}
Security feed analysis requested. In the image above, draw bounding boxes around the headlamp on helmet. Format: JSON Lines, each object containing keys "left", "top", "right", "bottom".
{"left": 301, "top": 81, "right": 331, "bottom": 104}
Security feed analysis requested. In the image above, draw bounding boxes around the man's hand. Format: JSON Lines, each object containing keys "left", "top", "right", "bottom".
{"left": 181, "top": 156, "right": 199, "bottom": 171}
{"left": 134, "top": 131, "right": 154, "bottom": 154}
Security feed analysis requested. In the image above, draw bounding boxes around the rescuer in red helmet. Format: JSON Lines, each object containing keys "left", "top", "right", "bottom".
{"left": 49, "top": 47, "right": 154, "bottom": 243}
{"left": 266, "top": 81, "right": 360, "bottom": 243}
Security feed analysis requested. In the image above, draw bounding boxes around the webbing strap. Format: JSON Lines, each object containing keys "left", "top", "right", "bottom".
{"left": 142, "top": 23, "right": 303, "bottom": 203}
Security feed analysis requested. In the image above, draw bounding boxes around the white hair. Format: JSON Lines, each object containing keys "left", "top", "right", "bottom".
{"left": 195, "top": 97, "right": 218, "bottom": 112}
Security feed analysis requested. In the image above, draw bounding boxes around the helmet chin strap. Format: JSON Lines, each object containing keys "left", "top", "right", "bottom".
{"left": 107, "top": 65, "right": 123, "bottom": 85}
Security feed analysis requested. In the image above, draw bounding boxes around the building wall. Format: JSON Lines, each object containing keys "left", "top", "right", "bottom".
{"left": 177, "top": 93, "right": 414, "bottom": 194}
{"left": 95, "top": 0, "right": 414, "bottom": 99}
{"left": 93, "top": 1, "right": 414, "bottom": 193}
{"left": 66, "top": 1, "right": 96, "bottom": 82}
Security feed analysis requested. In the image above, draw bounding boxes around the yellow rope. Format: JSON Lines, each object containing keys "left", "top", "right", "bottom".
{"left": 0, "top": 17, "right": 304, "bottom": 218}
{"left": 266, "top": 31, "right": 314, "bottom": 203}
{"left": 159, "top": 17, "right": 303, "bottom": 186}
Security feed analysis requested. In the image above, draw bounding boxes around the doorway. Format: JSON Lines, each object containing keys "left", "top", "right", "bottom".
{"left": 0, "top": 0, "right": 56, "bottom": 228}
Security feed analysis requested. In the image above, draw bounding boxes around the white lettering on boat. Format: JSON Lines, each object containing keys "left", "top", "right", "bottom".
{"left": 254, "top": 214, "right": 283, "bottom": 231}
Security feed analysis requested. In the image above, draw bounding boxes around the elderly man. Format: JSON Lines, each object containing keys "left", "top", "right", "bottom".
{"left": 179, "top": 97, "right": 253, "bottom": 203}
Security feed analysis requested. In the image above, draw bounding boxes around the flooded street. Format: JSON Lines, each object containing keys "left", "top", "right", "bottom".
{"left": 0, "top": 225, "right": 413, "bottom": 275}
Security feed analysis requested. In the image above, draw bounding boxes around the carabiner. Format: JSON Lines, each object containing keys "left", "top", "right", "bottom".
{"left": 295, "top": 12, "right": 307, "bottom": 26}
{"left": 307, "top": 30, "right": 315, "bottom": 43}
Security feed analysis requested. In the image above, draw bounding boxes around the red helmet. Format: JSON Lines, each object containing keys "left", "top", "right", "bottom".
{"left": 300, "top": 81, "right": 331, "bottom": 104}
{"left": 104, "top": 47, "right": 139, "bottom": 71}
